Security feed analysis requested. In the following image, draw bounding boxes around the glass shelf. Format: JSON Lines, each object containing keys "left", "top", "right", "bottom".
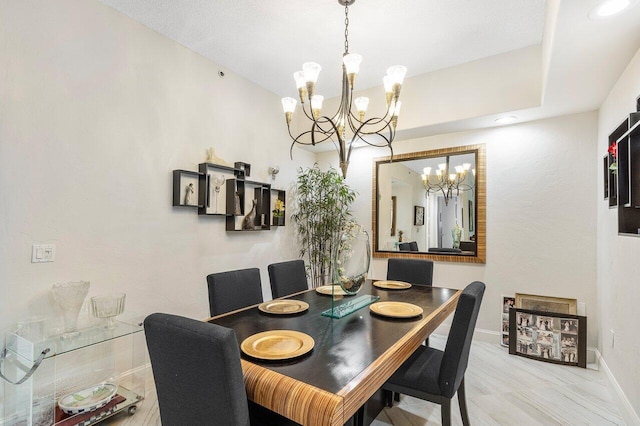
{"left": 2, "top": 317, "right": 146, "bottom": 426}
{"left": 7, "top": 321, "right": 143, "bottom": 362}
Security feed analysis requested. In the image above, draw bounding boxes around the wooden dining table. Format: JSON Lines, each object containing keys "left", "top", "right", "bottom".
{"left": 207, "top": 280, "right": 461, "bottom": 426}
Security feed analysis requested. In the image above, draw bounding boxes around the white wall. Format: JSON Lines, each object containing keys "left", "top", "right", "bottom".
{"left": 318, "top": 112, "right": 598, "bottom": 346}
{"left": 0, "top": 0, "right": 315, "bottom": 339}
{"left": 597, "top": 46, "right": 640, "bottom": 420}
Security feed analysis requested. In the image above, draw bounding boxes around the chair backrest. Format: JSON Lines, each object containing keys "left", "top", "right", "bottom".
{"left": 268, "top": 260, "right": 309, "bottom": 298}
{"left": 386, "top": 258, "right": 434, "bottom": 286}
{"left": 438, "top": 281, "right": 485, "bottom": 398}
{"left": 409, "top": 241, "right": 419, "bottom": 251}
{"left": 207, "top": 268, "right": 263, "bottom": 316}
{"left": 144, "top": 313, "right": 250, "bottom": 426}
{"left": 398, "top": 242, "right": 411, "bottom": 251}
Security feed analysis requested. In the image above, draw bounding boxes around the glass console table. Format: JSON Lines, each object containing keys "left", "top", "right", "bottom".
{"left": 1, "top": 318, "right": 146, "bottom": 426}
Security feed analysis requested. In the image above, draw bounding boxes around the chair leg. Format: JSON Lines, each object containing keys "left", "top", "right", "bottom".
{"left": 458, "top": 377, "right": 470, "bottom": 426}
{"left": 383, "top": 389, "right": 393, "bottom": 407}
{"left": 441, "top": 398, "right": 451, "bottom": 426}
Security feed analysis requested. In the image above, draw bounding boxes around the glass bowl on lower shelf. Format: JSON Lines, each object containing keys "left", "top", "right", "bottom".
{"left": 90, "top": 294, "right": 126, "bottom": 329}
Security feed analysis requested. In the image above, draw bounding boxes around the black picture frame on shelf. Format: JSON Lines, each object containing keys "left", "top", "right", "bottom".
{"left": 603, "top": 156, "right": 609, "bottom": 199}
{"left": 509, "top": 308, "right": 586, "bottom": 368}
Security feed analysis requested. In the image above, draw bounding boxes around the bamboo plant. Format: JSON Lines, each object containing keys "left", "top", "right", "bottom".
{"left": 292, "top": 164, "right": 357, "bottom": 288}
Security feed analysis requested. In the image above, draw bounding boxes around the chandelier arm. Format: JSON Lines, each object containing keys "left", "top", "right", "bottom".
{"left": 317, "top": 115, "right": 342, "bottom": 138}
{"left": 313, "top": 118, "right": 338, "bottom": 135}
{"left": 290, "top": 128, "right": 334, "bottom": 146}
{"left": 299, "top": 101, "right": 316, "bottom": 122}
{"left": 347, "top": 116, "right": 394, "bottom": 135}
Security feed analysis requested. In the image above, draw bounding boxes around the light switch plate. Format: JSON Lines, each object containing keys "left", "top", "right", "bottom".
{"left": 32, "top": 244, "right": 55, "bottom": 263}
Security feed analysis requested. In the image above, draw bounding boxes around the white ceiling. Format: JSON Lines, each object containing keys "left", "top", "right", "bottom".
{"left": 99, "top": 0, "right": 640, "bottom": 140}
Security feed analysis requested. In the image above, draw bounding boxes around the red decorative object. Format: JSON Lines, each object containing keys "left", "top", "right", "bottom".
{"left": 608, "top": 141, "right": 617, "bottom": 158}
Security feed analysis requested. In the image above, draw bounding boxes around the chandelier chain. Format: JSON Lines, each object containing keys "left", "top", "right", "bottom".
{"left": 344, "top": 5, "right": 349, "bottom": 54}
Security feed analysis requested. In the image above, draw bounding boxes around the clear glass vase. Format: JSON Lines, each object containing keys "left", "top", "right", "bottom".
{"left": 51, "top": 281, "right": 90, "bottom": 337}
{"left": 91, "top": 293, "right": 126, "bottom": 329}
{"left": 332, "top": 223, "right": 371, "bottom": 295}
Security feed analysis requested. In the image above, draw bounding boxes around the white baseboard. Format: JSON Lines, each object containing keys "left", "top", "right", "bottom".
{"left": 595, "top": 348, "right": 640, "bottom": 426}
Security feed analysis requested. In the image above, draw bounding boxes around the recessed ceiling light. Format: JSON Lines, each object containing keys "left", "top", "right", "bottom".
{"left": 588, "top": 0, "right": 638, "bottom": 19}
{"left": 495, "top": 116, "right": 518, "bottom": 124}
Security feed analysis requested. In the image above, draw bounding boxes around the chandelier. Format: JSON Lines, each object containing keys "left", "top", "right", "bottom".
{"left": 280, "top": 0, "right": 407, "bottom": 178}
{"left": 422, "top": 157, "right": 475, "bottom": 206}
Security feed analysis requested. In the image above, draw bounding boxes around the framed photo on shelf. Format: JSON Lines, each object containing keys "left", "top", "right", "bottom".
{"left": 515, "top": 293, "right": 577, "bottom": 315}
{"left": 414, "top": 206, "right": 425, "bottom": 226}
{"left": 509, "top": 308, "right": 586, "bottom": 368}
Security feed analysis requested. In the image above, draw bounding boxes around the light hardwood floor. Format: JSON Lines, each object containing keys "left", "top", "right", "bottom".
{"left": 105, "top": 335, "right": 624, "bottom": 426}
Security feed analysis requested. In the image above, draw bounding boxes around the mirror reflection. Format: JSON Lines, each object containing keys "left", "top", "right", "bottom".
{"left": 373, "top": 145, "right": 485, "bottom": 263}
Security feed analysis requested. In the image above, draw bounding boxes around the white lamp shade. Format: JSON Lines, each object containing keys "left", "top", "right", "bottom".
{"left": 293, "top": 71, "right": 306, "bottom": 89}
{"left": 383, "top": 75, "right": 393, "bottom": 93}
{"left": 423, "top": 167, "right": 431, "bottom": 175}
{"left": 387, "top": 65, "right": 407, "bottom": 85}
{"left": 438, "top": 163, "right": 446, "bottom": 170}
{"left": 281, "top": 97, "right": 297, "bottom": 113}
{"left": 303, "top": 62, "right": 322, "bottom": 83}
{"left": 311, "top": 95, "right": 324, "bottom": 110}
{"left": 354, "top": 97, "right": 369, "bottom": 113}
{"left": 343, "top": 54, "right": 362, "bottom": 74}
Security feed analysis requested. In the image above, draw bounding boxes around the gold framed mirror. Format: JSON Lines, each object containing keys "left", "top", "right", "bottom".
{"left": 372, "top": 144, "right": 486, "bottom": 263}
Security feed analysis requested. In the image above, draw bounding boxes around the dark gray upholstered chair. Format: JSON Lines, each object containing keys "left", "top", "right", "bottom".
{"left": 398, "top": 242, "right": 411, "bottom": 251}
{"left": 145, "top": 313, "right": 250, "bottom": 426}
{"left": 382, "top": 281, "right": 486, "bottom": 426}
{"left": 409, "top": 241, "right": 419, "bottom": 251}
{"left": 145, "top": 313, "right": 295, "bottom": 426}
{"left": 386, "top": 258, "right": 434, "bottom": 286}
{"left": 268, "top": 260, "right": 309, "bottom": 298}
{"left": 207, "top": 268, "right": 263, "bottom": 316}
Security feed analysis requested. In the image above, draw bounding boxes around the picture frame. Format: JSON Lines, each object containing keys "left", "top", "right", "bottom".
{"left": 414, "top": 205, "right": 425, "bottom": 226}
{"left": 509, "top": 308, "right": 586, "bottom": 368}
{"left": 501, "top": 295, "right": 515, "bottom": 347}
{"left": 603, "top": 155, "right": 609, "bottom": 199}
{"left": 515, "top": 293, "right": 577, "bottom": 315}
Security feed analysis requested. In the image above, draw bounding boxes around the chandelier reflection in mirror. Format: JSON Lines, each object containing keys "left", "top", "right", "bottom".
{"left": 280, "top": 0, "right": 407, "bottom": 178}
{"left": 421, "top": 156, "right": 475, "bottom": 206}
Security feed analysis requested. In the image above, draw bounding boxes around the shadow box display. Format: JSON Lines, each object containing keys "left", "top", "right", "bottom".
{"left": 509, "top": 308, "right": 586, "bottom": 368}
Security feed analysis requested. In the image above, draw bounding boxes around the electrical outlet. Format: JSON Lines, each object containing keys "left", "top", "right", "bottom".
{"left": 610, "top": 329, "right": 615, "bottom": 349}
{"left": 32, "top": 244, "right": 55, "bottom": 263}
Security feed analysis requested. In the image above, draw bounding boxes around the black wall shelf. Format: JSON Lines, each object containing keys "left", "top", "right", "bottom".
{"left": 173, "top": 162, "right": 285, "bottom": 232}
{"left": 172, "top": 170, "right": 204, "bottom": 208}
{"left": 606, "top": 95, "right": 640, "bottom": 236}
